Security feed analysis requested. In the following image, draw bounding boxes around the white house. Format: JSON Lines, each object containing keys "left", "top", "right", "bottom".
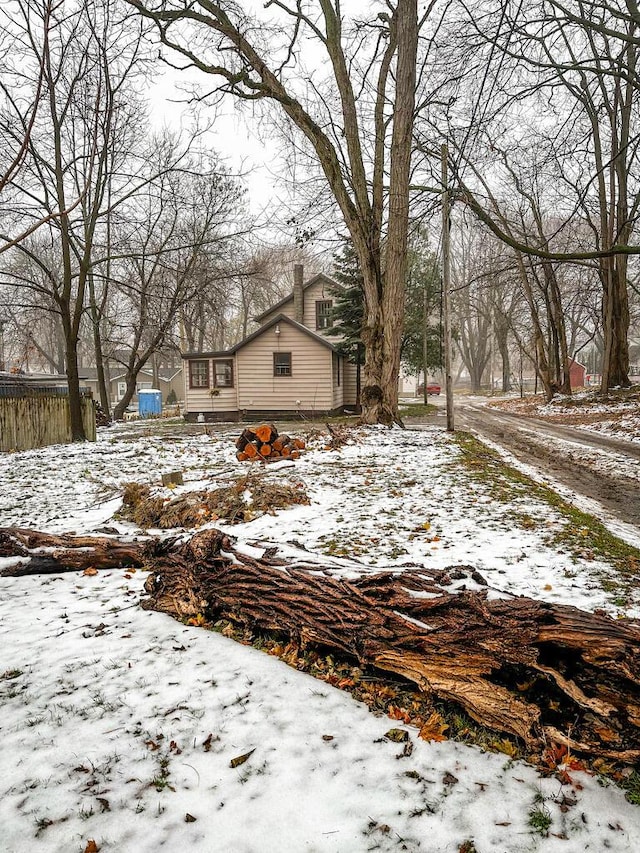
{"left": 182, "top": 266, "right": 359, "bottom": 421}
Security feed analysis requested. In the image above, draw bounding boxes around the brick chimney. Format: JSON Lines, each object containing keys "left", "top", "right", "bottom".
{"left": 293, "top": 264, "right": 304, "bottom": 324}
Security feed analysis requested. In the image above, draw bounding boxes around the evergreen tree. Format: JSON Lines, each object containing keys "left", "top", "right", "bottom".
{"left": 326, "top": 238, "right": 365, "bottom": 365}
{"left": 327, "top": 236, "right": 442, "bottom": 404}
{"left": 401, "top": 246, "right": 443, "bottom": 387}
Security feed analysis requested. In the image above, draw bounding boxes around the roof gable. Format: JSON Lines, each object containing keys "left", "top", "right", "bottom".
{"left": 231, "top": 314, "right": 340, "bottom": 354}
{"left": 253, "top": 272, "right": 342, "bottom": 323}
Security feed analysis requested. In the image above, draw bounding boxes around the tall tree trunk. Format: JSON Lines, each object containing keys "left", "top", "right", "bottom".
{"left": 363, "top": 0, "right": 417, "bottom": 425}
{"left": 113, "top": 371, "right": 138, "bottom": 420}
{"left": 64, "top": 332, "right": 86, "bottom": 441}
{"left": 88, "top": 274, "right": 110, "bottom": 417}
{"left": 495, "top": 321, "right": 510, "bottom": 392}
{"left": 601, "top": 258, "right": 631, "bottom": 390}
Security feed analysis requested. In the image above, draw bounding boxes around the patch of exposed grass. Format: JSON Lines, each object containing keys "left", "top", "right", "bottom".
{"left": 1, "top": 668, "right": 23, "bottom": 680}
{"left": 399, "top": 402, "right": 438, "bottom": 418}
{"left": 618, "top": 770, "right": 640, "bottom": 806}
{"left": 528, "top": 804, "right": 553, "bottom": 836}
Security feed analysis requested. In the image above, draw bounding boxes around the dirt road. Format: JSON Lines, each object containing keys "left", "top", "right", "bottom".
{"left": 416, "top": 398, "right": 640, "bottom": 530}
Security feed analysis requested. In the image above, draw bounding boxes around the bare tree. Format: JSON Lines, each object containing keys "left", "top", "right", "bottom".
{"left": 109, "top": 154, "right": 245, "bottom": 419}
{"left": 128, "top": 0, "right": 420, "bottom": 425}
{"left": 0, "top": 0, "right": 152, "bottom": 437}
{"left": 0, "top": 0, "right": 50, "bottom": 246}
{"left": 426, "top": 0, "right": 640, "bottom": 393}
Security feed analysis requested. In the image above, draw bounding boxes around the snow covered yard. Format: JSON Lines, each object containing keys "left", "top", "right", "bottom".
{"left": 489, "top": 389, "right": 640, "bottom": 444}
{"left": 2, "top": 420, "right": 640, "bottom": 852}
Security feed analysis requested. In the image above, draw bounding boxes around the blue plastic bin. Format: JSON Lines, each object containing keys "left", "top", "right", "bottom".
{"left": 138, "top": 389, "right": 162, "bottom": 418}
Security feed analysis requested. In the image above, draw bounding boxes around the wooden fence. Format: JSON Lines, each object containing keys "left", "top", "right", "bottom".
{"left": 0, "top": 393, "right": 96, "bottom": 452}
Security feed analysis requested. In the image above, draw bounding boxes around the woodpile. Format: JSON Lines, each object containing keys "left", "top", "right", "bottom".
{"left": 236, "top": 423, "right": 306, "bottom": 462}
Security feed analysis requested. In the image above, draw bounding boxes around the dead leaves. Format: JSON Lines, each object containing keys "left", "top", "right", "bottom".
{"left": 229, "top": 748, "right": 255, "bottom": 768}
{"left": 418, "top": 712, "right": 449, "bottom": 743}
{"left": 541, "top": 742, "right": 589, "bottom": 788}
{"left": 384, "top": 728, "right": 409, "bottom": 743}
{"left": 202, "top": 733, "right": 220, "bottom": 752}
{"left": 120, "top": 475, "right": 310, "bottom": 530}
{"left": 84, "top": 841, "right": 99, "bottom": 853}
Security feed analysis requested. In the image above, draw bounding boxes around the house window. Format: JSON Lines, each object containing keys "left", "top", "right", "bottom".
{"left": 316, "top": 300, "right": 333, "bottom": 330}
{"left": 117, "top": 381, "right": 126, "bottom": 400}
{"left": 333, "top": 353, "right": 341, "bottom": 387}
{"left": 189, "top": 359, "right": 210, "bottom": 388}
{"left": 214, "top": 359, "right": 233, "bottom": 387}
{"left": 273, "top": 352, "right": 292, "bottom": 377}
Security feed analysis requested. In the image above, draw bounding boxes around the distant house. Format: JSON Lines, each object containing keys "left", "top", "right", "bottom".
{"left": 182, "top": 266, "right": 359, "bottom": 421}
{"left": 80, "top": 366, "right": 183, "bottom": 407}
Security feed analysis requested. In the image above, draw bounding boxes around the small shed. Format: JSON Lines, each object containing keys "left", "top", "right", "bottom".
{"left": 568, "top": 358, "right": 587, "bottom": 390}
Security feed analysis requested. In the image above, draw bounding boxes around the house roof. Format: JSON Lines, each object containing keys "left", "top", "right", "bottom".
{"left": 80, "top": 367, "right": 182, "bottom": 383}
{"left": 253, "top": 272, "right": 341, "bottom": 323}
{"left": 232, "top": 314, "right": 340, "bottom": 354}
{"left": 180, "top": 314, "right": 341, "bottom": 359}
{"left": 180, "top": 349, "right": 234, "bottom": 360}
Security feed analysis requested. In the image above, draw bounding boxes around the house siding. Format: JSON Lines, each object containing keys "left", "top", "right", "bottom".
{"left": 302, "top": 278, "right": 336, "bottom": 332}
{"left": 184, "top": 384, "right": 238, "bottom": 415}
{"left": 343, "top": 360, "right": 359, "bottom": 407}
{"left": 259, "top": 303, "right": 295, "bottom": 327}
{"left": 183, "top": 360, "right": 238, "bottom": 416}
{"left": 236, "top": 323, "right": 334, "bottom": 412}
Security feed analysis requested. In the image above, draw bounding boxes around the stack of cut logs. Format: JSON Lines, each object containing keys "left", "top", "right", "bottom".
{"left": 235, "top": 423, "right": 306, "bottom": 462}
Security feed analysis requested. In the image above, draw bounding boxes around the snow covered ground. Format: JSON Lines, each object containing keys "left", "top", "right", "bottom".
{"left": 1, "top": 420, "right": 640, "bottom": 852}
{"left": 491, "top": 390, "right": 640, "bottom": 444}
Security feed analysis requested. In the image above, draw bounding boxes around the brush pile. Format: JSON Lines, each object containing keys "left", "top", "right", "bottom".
{"left": 119, "top": 475, "right": 310, "bottom": 529}
{"left": 235, "top": 423, "right": 306, "bottom": 462}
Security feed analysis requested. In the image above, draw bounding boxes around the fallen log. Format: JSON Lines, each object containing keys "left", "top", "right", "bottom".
{"left": 139, "top": 529, "right": 640, "bottom": 762}
{"left": 0, "top": 527, "right": 146, "bottom": 576}
{"left": 2, "top": 524, "right": 640, "bottom": 762}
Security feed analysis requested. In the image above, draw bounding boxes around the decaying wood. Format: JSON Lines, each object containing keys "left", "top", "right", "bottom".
{"left": 2, "top": 523, "right": 640, "bottom": 762}
{"left": 0, "top": 527, "right": 146, "bottom": 576}
{"left": 139, "top": 529, "right": 640, "bottom": 761}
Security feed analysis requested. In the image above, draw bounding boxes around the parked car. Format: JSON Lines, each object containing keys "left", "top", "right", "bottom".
{"left": 417, "top": 382, "right": 442, "bottom": 396}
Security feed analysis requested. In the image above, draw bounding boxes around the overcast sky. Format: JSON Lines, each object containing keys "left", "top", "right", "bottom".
{"left": 147, "top": 62, "right": 288, "bottom": 219}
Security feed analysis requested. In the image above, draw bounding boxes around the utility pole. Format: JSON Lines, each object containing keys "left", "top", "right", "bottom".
{"left": 489, "top": 292, "right": 495, "bottom": 396}
{"left": 441, "top": 144, "right": 454, "bottom": 431}
{"left": 0, "top": 318, "right": 5, "bottom": 371}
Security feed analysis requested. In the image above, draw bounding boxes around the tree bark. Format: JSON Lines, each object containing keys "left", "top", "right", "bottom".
{"left": 0, "top": 527, "right": 146, "bottom": 575}
{"left": 138, "top": 529, "right": 640, "bottom": 760}
{"left": 4, "top": 524, "right": 640, "bottom": 761}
